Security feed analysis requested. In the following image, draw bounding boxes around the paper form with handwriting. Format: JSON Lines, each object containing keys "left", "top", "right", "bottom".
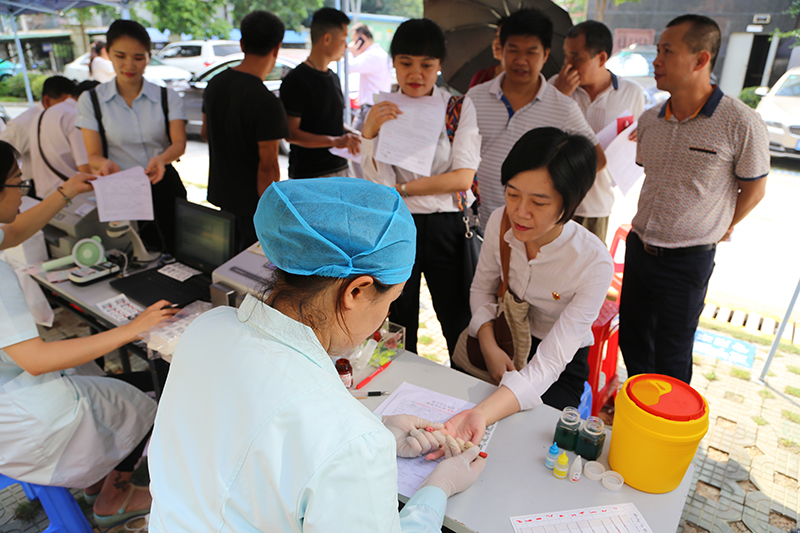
{"left": 374, "top": 382, "right": 496, "bottom": 498}
{"left": 510, "top": 503, "right": 653, "bottom": 533}
{"left": 91, "top": 167, "right": 154, "bottom": 222}
{"left": 373, "top": 91, "right": 445, "bottom": 176}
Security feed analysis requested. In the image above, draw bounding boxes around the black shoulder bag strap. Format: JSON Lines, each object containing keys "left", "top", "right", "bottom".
{"left": 161, "top": 85, "right": 172, "bottom": 143}
{"left": 89, "top": 88, "right": 108, "bottom": 159}
{"left": 37, "top": 108, "right": 70, "bottom": 182}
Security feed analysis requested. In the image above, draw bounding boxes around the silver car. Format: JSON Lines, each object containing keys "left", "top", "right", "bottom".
{"left": 606, "top": 43, "right": 670, "bottom": 110}
{"left": 755, "top": 66, "right": 800, "bottom": 160}
{"left": 171, "top": 53, "right": 297, "bottom": 153}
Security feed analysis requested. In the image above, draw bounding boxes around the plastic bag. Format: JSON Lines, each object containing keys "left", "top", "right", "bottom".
{"left": 140, "top": 301, "right": 212, "bottom": 362}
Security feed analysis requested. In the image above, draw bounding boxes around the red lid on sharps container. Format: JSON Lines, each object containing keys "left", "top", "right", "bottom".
{"left": 626, "top": 374, "right": 706, "bottom": 421}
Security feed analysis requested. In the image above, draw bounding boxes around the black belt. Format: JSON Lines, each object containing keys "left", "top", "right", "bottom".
{"left": 642, "top": 242, "right": 716, "bottom": 257}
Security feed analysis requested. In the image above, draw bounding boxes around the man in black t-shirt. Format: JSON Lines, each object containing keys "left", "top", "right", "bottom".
{"left": 280, "top": 7, "right": 360, "bottom": 179}
{"left": 202, "top": 10, "right": 289, "bottom": 251}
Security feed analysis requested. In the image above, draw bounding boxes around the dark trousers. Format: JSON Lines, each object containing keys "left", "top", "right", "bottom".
{"left": 140, "top": 164, "right": 186, "bottom": 255}
{"left": 233, "top": 212, "right": 258, "bottom": 253}
{"left": 391, "top": 212, "right": 471, "bottom": 357}
{"left": 530, "top": 337, "right": 591, "bottom": 411}
{"left": 619, "top": 232, "right": 715, "bottom": 384}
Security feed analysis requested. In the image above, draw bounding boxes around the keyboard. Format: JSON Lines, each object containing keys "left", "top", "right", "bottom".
{"left": 110, "top": 268, "right": 211, "bottom": 308}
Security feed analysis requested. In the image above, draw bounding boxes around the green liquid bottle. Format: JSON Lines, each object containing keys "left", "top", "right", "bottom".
{"left": 574, "top": 416, "right": 606, "bottom": 461}
{"left": 553, "top": 406, "right": 581, "bottom": 451}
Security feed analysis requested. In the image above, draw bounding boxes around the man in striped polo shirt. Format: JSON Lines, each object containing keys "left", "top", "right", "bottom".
{"left": 549, "top": 21, "right": 645, "bottom": 243}
{"left": 619, "top": 15, "right": 769, "bottom": 384}
{"left": 466, "top": 8, "right": 606, "bottom": 227}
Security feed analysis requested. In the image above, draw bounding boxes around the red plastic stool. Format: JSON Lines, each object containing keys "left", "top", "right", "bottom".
{"left": 607, "top": 224, "right": 631, "bottom": 302}
{"left": 587, "top": 300, "right": 620, "bottom": 416}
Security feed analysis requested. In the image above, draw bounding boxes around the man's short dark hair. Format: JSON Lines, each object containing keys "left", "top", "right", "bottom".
{"left": 42, "top": 76, "right": 76, "bottom": 100}
{"left": 567, "top": 20, "right": 612, "bottom": 58}
{"left": 666, "top": 14, "right": 721, "bottom": 70}
{"left": 310, "top": 8, "right": 350, "bottom": 44}
{"left": 500, "top": 8, "right": 553, "bottom": 50}
{"left": 390, "top": 18, "right": 446, "bottom": 61}
{"left": 501, "top": 127, "right": 596, "bottom": 224}
{"left": 351, "top": 22, "right": 373, "bottom": 40}
{"left": 240, "top": 10, "right": 285, "bottom": 55}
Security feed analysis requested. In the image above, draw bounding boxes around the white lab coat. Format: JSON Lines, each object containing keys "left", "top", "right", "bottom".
{"left": 0, "top": 229, "right": 157, "bottom": 487}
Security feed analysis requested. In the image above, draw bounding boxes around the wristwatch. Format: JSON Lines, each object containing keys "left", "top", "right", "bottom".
{"left": 399, "top": 183, "right": 409, "bottom": 198}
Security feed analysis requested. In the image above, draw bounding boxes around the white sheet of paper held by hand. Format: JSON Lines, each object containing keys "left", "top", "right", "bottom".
{"left": 596, "top": 109, "right": 634, "bottom": 150}
{"left": 605, "top": 121, "right": 644, "bottom": 196}
{"left": 329, "top": 146, "right": 362, "bottom": 164}
{"left": 92, "top": 167, "right": 154, "bottom": 222}
{"left": 374, "top": 382, "right": 496, "bottom": 498}
{"left": 374, "top": 91, "right": 445, "bottom": 176}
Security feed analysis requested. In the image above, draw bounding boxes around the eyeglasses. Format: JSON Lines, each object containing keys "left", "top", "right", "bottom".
{"left": 2, "top": 180, "right": 32, "bottom": 195}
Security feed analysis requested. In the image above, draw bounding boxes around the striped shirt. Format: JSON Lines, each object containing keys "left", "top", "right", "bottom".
{"left": 548, "top": 72, "right": 645, "bottom": 217}
{"left": 466, "top": 73, "right": 599, "bottom": 226}
{"left": 634, "top": 87, "right": 770, "bottom": 248}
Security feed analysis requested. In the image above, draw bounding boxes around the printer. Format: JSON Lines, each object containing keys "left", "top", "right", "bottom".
{"left": 44, "top": 192, "right": 133, "bottom": 258}
{"left": 211, "top": 242, "right": 276, "bottom": 307}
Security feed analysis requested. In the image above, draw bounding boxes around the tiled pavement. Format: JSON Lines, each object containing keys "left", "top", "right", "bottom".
{"left": 2, "top": 284, "right": 798, "bottom": 533}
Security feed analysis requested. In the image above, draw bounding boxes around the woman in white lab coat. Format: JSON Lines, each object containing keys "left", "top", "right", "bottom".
{"left": 0, "top": 140, "right": 177, "bottom": 526}
{"left": 148, "top": 177, "right": 486, "bottom": 532}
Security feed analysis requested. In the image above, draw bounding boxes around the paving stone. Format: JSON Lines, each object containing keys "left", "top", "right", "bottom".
{"left": 745, "top": 313, "right": 762, "bottom": 334}
{"left": 731, "top": 310, "right": 746, "bottom": 327}
{"left": 703, "top": 303, "right": 718, "bottom": 319}
{"left": 717, "top": 307, "right": 733, "bottom": 324}
{"left": 761, "top": 317, "right": 777, "bottom": 337}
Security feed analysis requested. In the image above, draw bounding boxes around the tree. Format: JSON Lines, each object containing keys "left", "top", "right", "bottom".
{"left": 145, "top": 0, "right": 231, "bottom": 40}
{"left": 230, "top": 0, "right": 323, "bottom": 32}
{"left": 553, "top": 0, "right": 587, "bottom": 23}
{"left": 354, "top": 0, "right": 422, "bottom": 18}
{"left": 72, "top": 5, "right": 118, "bottom": 52}
{"left": 595, "top": 0, "right": 641, "bottom": 23}
{"left": 772, "top": 0, "right": 800, "bottom": 44}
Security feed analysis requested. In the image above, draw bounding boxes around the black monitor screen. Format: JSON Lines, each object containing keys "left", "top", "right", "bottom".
{"left": 174, "top": 199, "right": 235, "bottom": 273}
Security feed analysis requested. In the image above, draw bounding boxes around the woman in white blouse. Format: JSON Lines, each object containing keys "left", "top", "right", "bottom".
{"left": 361, "top": 18, "right": 481, "bottom": 358}
{"left": 429, "top": 128, "right": 613, "bottom": 456}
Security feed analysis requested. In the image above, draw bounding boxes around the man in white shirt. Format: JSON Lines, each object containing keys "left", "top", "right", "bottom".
{"left": 0, "top": 76, "right": 75, "bottom": 195}
{"left": 28, "top": 80, "right": 95, "bottom": 199}
{"left": 549, "top": 21, "right": 645, "bottom": 243}
{"left": 466, "top": 9, "right": 607, "bottom": 227}
{"left": 348, "top": 23, "right": 392, "bottom": 130}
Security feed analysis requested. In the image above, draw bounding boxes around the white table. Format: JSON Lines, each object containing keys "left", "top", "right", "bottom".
{"left": 359, "top": 352, "right": 692, "bottom": 533}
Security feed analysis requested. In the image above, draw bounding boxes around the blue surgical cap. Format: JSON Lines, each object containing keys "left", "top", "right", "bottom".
{"left": 254, "top": 177, "right": 417, "bottom": 285}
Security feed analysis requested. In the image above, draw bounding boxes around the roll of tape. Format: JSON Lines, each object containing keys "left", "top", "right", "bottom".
{"left": 583, "top": 461, "right": 606, "bottom": 481}
{"left": 602, "top": 471, "right": 624, "bottom": 491}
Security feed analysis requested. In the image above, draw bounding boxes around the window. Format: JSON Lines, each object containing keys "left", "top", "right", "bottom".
{"left": 776, "top": 75, "right": 800, "bottom": 97}
{"left": 159, "top": 46, "right": 181, "bottom": 59}
{"left": 213, "top": 45, "right": 240, "bottom": 57}
{"left": 179, "top": 46, "right": 202, "bottom": 58}
{"left": 265, "top": 61, "right": 293, "bottom": 81}
{"left": 607, "top": 51, "right": 655, "bottom": 77}
{"left": 199, "top": 59, "right": 242, "bottom": 82}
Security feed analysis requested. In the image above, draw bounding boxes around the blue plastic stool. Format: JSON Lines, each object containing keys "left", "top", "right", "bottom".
{"left": 578, "top": 381, "right": 593, "bottom": 420}
{"left": 0, "top": 474, "right": 93, "bottom": 533}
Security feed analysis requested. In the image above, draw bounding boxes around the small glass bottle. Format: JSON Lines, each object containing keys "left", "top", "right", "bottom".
{"left": 574, "top": 416, "right": 606, "bottom": 461}
{"left": 553, "top": 407, "right": 582, "bottom": 451}
{"left": 544, "top": 442, "right": 560, "bottom": 469}
{"left": 335, "top": 358, "right": 353, "bottom": 389}
{"left": 553, "top": 452, "right": 569, "bottom": 479}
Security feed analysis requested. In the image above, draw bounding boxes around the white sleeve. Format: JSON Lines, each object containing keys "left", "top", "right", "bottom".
{"left": 65, "top": 111, "right": 88, "bottom": 167}
{"left": 500, "top": 253, "right": 614, "bottom": 410}
{"left": 450, "top": 96, "right": 481, "bottom": 172}
{"left": 361, "top": 134, "right": 397, "bottom": 187}
{"left": 301, "top": 430, "right": 445, "bottom": 533}
{"left": 468, "top": 207, "right": 505, "bottom": 336}
{"left": 166, "top": 87, "right": 187, "bottom": 122}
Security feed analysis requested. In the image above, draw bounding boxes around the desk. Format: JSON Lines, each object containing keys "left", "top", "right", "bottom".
{"left": 362, "top": 352, "right": 693, "bottom": 533}
{"left": 31, "top": 267, "right": 170, "bottom": 397}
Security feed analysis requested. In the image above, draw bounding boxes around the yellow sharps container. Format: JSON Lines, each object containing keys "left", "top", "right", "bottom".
{"left": 609, "top": 374, "right": 709, "bottom": 493}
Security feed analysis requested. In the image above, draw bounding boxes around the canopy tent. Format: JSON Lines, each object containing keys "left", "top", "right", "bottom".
{"left": 0, "top": 0, "right": 136, "bottom": 105}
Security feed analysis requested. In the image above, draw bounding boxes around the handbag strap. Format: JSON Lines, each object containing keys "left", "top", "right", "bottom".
{"left": 498, "top": 207, "right": 512, "bottom": 299}
{"left": 37, "top": 108, "right": 70, "bottom": 182}
{"left": 161, "top": 85, "right": 172, "bottom": 143}
{"left": 89, "top": 88, "right": 108, "bottom": 159}
{"left": 446, "top": 95, "right": 482, "bottom": 216}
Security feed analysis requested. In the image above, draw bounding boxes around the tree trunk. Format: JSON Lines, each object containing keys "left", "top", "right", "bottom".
{"left": 596, "top": 0, "right": 607, "bottom": 21}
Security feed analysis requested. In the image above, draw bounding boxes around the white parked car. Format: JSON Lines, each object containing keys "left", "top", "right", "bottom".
{"left": 63, "top": 52, "right": 191, "bottom": 86}
{"left": 755, "top": 66, "right": 800, "bottom": 160}
{"left": 156, "top": 40, "right": 241, "bottom": 74}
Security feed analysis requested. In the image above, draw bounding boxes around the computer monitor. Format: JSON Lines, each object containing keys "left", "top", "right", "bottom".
{"left": 174, "top": 199, "right": 235, "bottom": 273}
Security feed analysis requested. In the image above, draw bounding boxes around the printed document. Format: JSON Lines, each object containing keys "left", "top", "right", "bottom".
{"left": 596, "top": 110, "right": 634, "bottom": 150}
{"left": 91, "top": 167, "right": 154, "bottom": 222}
{"left": 374, "top": 91, "right": 445, "bottom": 176}
{"left": 374, "top": 382, "right": 496, "bottom": 498}
{"left": 510, "top": 503, "right": 653, "bottom": 533}
{"left": 605, "top": 122, "right": 644, "bottom": 196}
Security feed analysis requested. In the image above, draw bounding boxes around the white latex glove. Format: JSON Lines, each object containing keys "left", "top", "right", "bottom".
{"left": 419, "top": 445, "right": 486, "bottom": 498}
{"left": 382, "top": 415, "right": 447, "bottom": 458}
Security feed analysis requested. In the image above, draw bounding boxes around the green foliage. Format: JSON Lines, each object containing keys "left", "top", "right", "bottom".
{"left": 758, "top": 388, "right": 775, "bottom": 400}
{"left": 146, "top": 0, "right": 232, "bottom": 39}
{"left": 786, "top": 385, "right": 800, "bottom": 398}
{"left": 0, "top": 73, "right": 47, "bottom": 100}
{"left": 703, "top": 370, "right": 718, "bottom": 381}
{"left": 787, "top": 365, "right": 800, "bottom": 375}
{"left": 751, "top": 415, "right": 768, "bottom": 426}
{"left": 770, "top": 1, "right": 800, "bottom": 44}
{"left": 231, "top": 0, "right": 323, "bottom": 33}
{"left": 779, "top": 438, "right": 800, "bottom": 454}
{"left": 739, "top": 87, "right": 763, "bottom": 109}
{"left": 782, "top": 409, "right": 800, "bottom": 424}
{"left": 13, "top": 500, "right": 42, "bottom": 522}
{"left": 418, "top": 335, "right": 433, "bottom": 346}
{"left": 731, "top": 367, "right": 751, "bottom": 380}
{"left": 358, "top": 0, "right": 422, "bottom": 18}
